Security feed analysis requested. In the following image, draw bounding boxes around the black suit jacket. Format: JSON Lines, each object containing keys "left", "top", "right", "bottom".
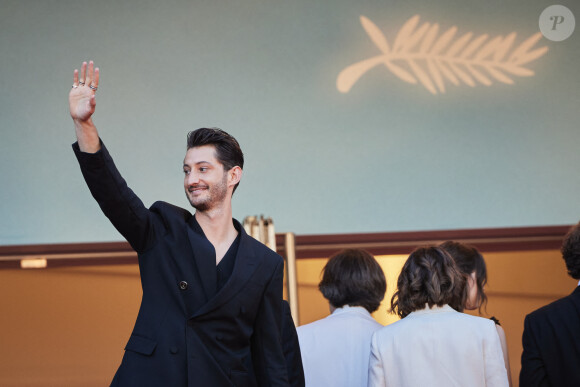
{"left": 74, "top": 141, "right": 290, "bottom": 387}
{"left": 520, "top": 286, "right": 580, "bottom": 387}
{"left": 281, "top": 301, "right": 305, "bottom": 387}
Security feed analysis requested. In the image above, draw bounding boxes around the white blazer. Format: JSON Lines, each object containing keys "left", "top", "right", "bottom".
{"left": 297, "top": 305, "right": 383, "bottom": 387}
{"left": 368, "top": 304, "right": 508, "bottom": 387}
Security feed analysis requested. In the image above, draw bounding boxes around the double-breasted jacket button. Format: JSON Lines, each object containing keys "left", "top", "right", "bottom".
{"left": 178, "top": 281, "right": 188, "bottom": 290}
{"left": 216, "top": 334, "right": 224, "bottom": 341}
{"left": 170, "top": 346, "right": 179, "bottom": 354}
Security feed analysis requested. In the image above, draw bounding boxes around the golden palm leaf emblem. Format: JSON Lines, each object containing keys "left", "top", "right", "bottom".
{"left": 337, "top": 15, "right": 549, "bottom": 94}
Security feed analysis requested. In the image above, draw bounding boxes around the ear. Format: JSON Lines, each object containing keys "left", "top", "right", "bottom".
{"left": 468, "top": 271, "right": 477, "bottom": 285}
{"left": 228, "top": 166, "right": 242, "bottom": 188}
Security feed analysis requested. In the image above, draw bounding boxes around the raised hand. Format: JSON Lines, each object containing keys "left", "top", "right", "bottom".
{"left": 70, "top": 61, "right": 101, "bottom": 153}
{"left": 69, "top": 61, "right": 100, "bottom": 122}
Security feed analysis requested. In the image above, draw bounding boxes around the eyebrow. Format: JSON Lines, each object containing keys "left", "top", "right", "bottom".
{"left": 183, "top": 160, "right": 213, "bottom": 168}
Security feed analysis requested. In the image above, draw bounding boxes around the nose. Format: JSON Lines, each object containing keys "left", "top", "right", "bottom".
{"left": 185, "top": 171, "right": 200, "bottom": 186}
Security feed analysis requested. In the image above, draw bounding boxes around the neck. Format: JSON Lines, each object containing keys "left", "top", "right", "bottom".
{"left": 194, "top": 202, "right": 237, "bottom": 254}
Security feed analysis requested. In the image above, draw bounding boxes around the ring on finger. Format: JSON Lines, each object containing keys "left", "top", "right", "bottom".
{"left": 89, "top": 85, "right": 98, "bottom": 91}
{"left": 79, "top": 81, "right": 85, "bottom": 86}
{"left": 72, "top": 85, "right": 78, "bottom": 89}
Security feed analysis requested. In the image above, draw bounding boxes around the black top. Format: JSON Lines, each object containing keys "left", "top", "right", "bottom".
{"left": 216, "top": 232, "right": 241, "bottom": 292}
{"left": 189, "top": 215, "right": 241, "bottom": 295}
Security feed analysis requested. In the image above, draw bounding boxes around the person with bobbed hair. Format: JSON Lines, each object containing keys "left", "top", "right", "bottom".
{"left": 440, "top": 241, "right": 513, "bottom": 386}
{"left": 369, "top": 246, "right": 508, "bottom": 387}
{"left": 520, "top": 221, "right": 580, "bottom": 387}
{"left": 297, "top": 249, "right": 386, "bottom": 387}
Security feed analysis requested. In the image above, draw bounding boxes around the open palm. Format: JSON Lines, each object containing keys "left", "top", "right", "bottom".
{"left": 69, "top": 61, "right": 99, "bottom": 121}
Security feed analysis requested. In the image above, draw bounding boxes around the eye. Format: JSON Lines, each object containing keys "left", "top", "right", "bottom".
{"left": 199, "top": 167, "right": 208, "bottom": 172}
{"left": 183, "top": 169, "right": 190, "bottom": 175}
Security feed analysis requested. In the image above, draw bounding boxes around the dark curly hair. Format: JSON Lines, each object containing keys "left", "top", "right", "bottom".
{"left": 439, "top": 241, "right": 488, "bottom": 313}
{"left": 319, "top": 249, "right": 387, "bottom": 313}
{"left": 561, "top": 221, "right": 580, "bottom": 280}
{"left": 390, "top": 246, "right": 467, "bottom": 318}
{"left": 186, "top": 127, "right": 244, "bottom": 193}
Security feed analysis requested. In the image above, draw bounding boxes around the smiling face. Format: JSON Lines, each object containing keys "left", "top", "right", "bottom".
{"left": 183, "top": 145, "right": 230, "bottom": 212}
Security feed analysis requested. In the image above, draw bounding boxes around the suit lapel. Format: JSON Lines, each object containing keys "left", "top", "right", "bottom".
{"left": 192, "top": 223, "right": 263, "bottom": 318}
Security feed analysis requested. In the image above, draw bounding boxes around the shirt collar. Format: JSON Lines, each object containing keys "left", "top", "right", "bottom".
{"left": 331, "top": 305, "right": 373, "bottom": 317}
{"left": 408, "top": 304, "right": 455, "bottom": 317}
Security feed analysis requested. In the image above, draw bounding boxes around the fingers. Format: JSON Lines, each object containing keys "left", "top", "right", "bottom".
{"left": 79, "top": 61, "right": 87, "bottom": 85}
{"left": 93, "top": 67, "right": 100, "bottom": 89}
{"left": 85, "top": 61, "right": 99, "bottom": 91}
{"left": 73, "top": 60, "right": 99, "bottom": 91}
{"left": 86, "top": 61, "right": 93, "bottom": 86}
{"left": 72, "top": 69, "right": 79, "bottom": 88}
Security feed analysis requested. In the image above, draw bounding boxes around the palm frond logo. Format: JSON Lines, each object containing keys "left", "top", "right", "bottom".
{"left": 337, "top": 15, "right": 549, "bottom": 94}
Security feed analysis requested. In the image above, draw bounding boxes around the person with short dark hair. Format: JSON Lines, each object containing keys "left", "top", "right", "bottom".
{"left": 297, "top": 249, "right": 386, "bottom": 387}
{"left": 69, "top": 61, "right": 293, "bottom": 386}
{"left": 369, "top": 246, "right": 508, "bottom": 387}
{"left": 318, "top": 249, "right": 387, "bottom": 314}
{"left": 520, "top": 221, "right": 580, "bottom": 387}
{"left": 440, "top": 241, "right": 513, "bottom": 386}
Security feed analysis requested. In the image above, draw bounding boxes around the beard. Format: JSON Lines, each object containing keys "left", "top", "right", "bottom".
{"left": 186, "top": 173, "right": 229, "bottom": 212}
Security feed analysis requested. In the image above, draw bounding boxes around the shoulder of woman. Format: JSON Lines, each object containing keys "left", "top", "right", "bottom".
{"left": 494, "top": 322, "right": 507, "bottom": 340}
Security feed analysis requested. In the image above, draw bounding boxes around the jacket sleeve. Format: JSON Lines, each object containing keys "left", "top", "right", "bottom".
{"left": 73, "top": 140, "right": 154, "bottom": 253}
{"left": 251, "top": 258, "right": 290, "bottom": 386}
{"left": 281, "top": 300, "right": 305, "bottom": 387}
{"left": 368, "top": 332, "right": 387, "bottom": 387}
{"left": 519, "top": 314, "right": 549, "bottom": 387}
{"left": 483, "top": 320, "right": 510, "bottom": 387}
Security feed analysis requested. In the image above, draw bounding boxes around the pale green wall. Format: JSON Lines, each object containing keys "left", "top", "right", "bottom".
{"left": 1, "top": 0, "right": 578, "bottom": 245}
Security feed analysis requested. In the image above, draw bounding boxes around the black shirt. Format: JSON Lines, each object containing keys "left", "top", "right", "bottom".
{"left": 189, "top": 215, "right": 241, "bottom": 296}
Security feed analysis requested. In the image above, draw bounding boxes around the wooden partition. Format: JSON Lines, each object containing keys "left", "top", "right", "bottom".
{"left": 0, "top": 265, "right": 141, "bottom": 386}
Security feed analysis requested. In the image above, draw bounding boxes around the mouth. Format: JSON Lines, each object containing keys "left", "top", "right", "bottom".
{"left": 189, "top": 186, "right": 208, "bottom": 194}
